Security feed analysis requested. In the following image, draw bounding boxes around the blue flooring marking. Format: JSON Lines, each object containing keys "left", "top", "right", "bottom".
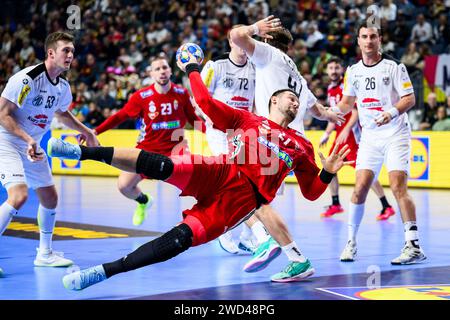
{"left": 1, "top": 176, "right": 449, "bottom": 300}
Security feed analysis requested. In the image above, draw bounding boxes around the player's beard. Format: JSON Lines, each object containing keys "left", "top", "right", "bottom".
{"left": 157, "top": 78, "right": 170, "bottom": 86}
{"left": 285, "top": 109, "right": 296, "bottom": 122}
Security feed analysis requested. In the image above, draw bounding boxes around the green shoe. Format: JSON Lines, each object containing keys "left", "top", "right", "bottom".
{"left": 271, "top": 259, "right": 315, "bottom": 283}
{"left": 242, "top": 237, "right": 281, "bottom": 273}
{"left": 132, "top": 194, "right": 153, "bottom": 226}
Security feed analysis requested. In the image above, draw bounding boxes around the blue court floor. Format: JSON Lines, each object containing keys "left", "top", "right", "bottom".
{"left": 0, "top": 176, "right": 449, "bottom": 300}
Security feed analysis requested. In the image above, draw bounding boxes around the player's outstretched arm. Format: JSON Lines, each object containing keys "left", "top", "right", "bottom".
{"left": 374, "top": 93, "right": 415, "bottom": 126}
{"left": 229, "top": 16, "right": 282, "bottom": 57}
{"left": 54, "top": 110, "right": 99, "bottom": 146}
{"left": 296, "top": 144, "right": 354, "bottom": 201}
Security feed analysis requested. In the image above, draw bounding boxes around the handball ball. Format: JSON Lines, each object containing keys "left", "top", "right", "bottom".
{"left": 176, "top": 43, "right": 204, "bottom": 65}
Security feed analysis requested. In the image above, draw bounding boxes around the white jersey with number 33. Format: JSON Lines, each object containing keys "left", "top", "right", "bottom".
{"left": 249, "top": 41, "right": 317, "bottom": 134}
{"left": 343, "top": 56, "right": 414, "bottom": 137}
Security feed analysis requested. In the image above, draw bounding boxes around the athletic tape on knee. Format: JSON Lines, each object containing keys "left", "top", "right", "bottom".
{"left": 136, "top": 150, "right": 174, "bottom": 180}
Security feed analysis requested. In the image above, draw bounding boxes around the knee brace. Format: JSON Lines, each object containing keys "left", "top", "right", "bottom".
{"left": 136, "top": 150, "right": 174, "bottom": 180}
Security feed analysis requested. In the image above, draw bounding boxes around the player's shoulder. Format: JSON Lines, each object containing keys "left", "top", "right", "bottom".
{"left": 134, "top": 85, "right": 156, "bottom": 99}
{"left": 211, "top": 52, "right": 230, "bottom": 63}
{"left": 7, "top": 64, "right": 41, "bottom": 85}
{"left": 171, "top": 82, "right": 188, "bottom": 95}
{"left": 381, "top": 54, "right": 402, "bottom": 67}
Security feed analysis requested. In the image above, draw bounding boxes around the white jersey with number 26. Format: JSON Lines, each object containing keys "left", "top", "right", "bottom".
{"left": 249, "top": 41, "right": 317, "bottom": 134}
{"left": 343, "top": 56, "right": 414, "bottom": 138}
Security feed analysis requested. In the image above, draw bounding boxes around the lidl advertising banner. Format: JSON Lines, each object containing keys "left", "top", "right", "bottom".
{"left": 51, "top": 130, "right": 450, "bottom": 189}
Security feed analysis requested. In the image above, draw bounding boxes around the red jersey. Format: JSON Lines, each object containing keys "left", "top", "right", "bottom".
{"left": 95, "top": 83, "right": 205, "bottom": 155}
{"left": 189, "top": 71, "right": 328, "bottom": 203}
{"left": 327, "top": 80, "right": 361, "bottom": 142}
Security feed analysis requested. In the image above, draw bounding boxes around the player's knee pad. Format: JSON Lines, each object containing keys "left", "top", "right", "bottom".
{"left": 155, "top": 223, "right": 193, "bottom": 261}
{"left": 136, "top": 150, "right": 174, "bottom": 180}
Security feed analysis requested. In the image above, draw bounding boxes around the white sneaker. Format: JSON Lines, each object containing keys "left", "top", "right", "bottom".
{"left": 47, "top": 137, "right": 81, "bottom": 160}
{"left": 340, "top": 240, "right": 357, "bottom": 262}
{"left": 218, "top": 232, "right": 239, "bottom": 254}
{"left": 238, "top": 233, "right": 256, "bottom": 254}
{"left": 391, "top": 245, "right": 426, "bottom": 265}
{"left": 34, "top": 248, "right": 74, "bottom": 267}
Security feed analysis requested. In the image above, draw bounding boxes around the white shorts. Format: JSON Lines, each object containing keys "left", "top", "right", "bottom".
{"left": 205, "top": 123, "right": 229, "bottom": 156}
{"left": 0, "top": 140, "right": 53, "bottom": 190}
{"left": 356, "top": 131, "right": 410, "bottom": 179}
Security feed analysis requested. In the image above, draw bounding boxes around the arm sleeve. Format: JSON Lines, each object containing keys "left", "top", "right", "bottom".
{"left": 0, "top": 74, "right": 33, "bottom": 108}
{"left": 95, "top": 93, "right": 141, "bottom": 134}
{"left": 189, "top": 70, "right": 240, "bottom": 132}
{"left": 342, "top": 68, "right": 356, "bottom": 97}
{"left": 183, "top": 91, "right": 206, "bottom": 133}
{"left": 303, "top": 79, "right": 318, "bottom": 109}
{"left": 200, "top": 60, "right": 217, "bottom": 94}
{"left": 248, "top": 41, "right": 273, "bottom": 68}
{"left": 393, "top": 63, "right": 414, "bottom": 98}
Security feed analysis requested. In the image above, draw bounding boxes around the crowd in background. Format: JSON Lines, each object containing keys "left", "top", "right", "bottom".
{"left": 1, "top": 0, "right": 450, "bottom": 131}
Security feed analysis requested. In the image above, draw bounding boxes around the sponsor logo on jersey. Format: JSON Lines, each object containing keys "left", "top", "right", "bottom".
{"left": 223, "top": 78, "right": 233, "bottom": 88}
{"left": 402, "top": 81, "right": 412, "bottom": 89}
{"left": 173, "top": 87, "right": 185, "bottom": 94}
{"left": 361, "top": 97, "right": 383, "bottom": 111}
{"left": 383, "top": 76, "right": 390, "bottom": 85}
{"left": 140, "top": 89, "right": 154, "bottom": 98}
{"left": 174, "top": 99, "right": 179, "bottom": 110}
{"left": 27, "top": 114, "right": 49, "bottom": 129}
{"left": 18, "top": 84, "right": 31, "bottom": 105}
{"left": 258, "top": 120, "right": 271, "bottom": 135}
{"left": 32, "top": 95, "right": 44, "bottom": 106}
{"left": 22, "top": 78, "right": 29, "bottom": 84}
{"left": 0, "top": 174, "right": 4, "bottom": 179}
{"left": 151, "top": 120, "right": 180, "bottom": 130}
{"left": 149, "top": 112, "right": 159, "bottom": 120}
{"left": 228, "top": 96, "right": 251, "bottom": 109}
{"left": 148, "top": 101, "right": 156, "bottom": 112}
{"left": 257, "top": 136, "right": 293, "bottom": 168}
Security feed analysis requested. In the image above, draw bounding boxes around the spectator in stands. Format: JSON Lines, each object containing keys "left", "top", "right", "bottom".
{"left": 380, "top": 0, "right": 397, "bottom": 22}
{"left": 420, "top": 92, "right": 442, "bottom": 130}
{"left": 411, "top": 14, "right": 433, "bottom": 45}
{"left": 85, "top": 102, "right": 106, "bottom": 129}
{"left": 95, "top": 84, "right": 116, "bottom": 110}
{"left": 305, "top": 22, "right": 324, "bottom": 50}
{"left": 401, "top": 42, "right": 420, "bottom": 73}
{"left": 433, "top": 13, "right": 450, "bottom": 50}
{"left": 432, "top": 106, "right": 450, "bottom": 131}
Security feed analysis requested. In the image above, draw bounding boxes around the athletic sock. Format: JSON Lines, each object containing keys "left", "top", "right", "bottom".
{"left": 282, "top": 241, "right": 307, "bottom": 263}
{"left": 80, "top": 146, "right": 114, "bottom": 164}
{"left": 0, "top": 202, "right": 18, "bottom": 235}
{"left": 379, "top": 196, "right": 390, "bottom": 209}
{"left": 250, "top": 221, "right": 270, "bottom": 244}
{"left": 332, "top": 195, "right": 340, "bottom": 206}
{"left": 404, "top": 221, "right": 420, "bottom": 248}
{"left": 348, "top": 202, "right": 365, "bottom": 242}
{"left": 37, "top": 205, "right": 56, "bottom": 252}
{"left": 135, "top": 193, "right": 148, "bottom": 205}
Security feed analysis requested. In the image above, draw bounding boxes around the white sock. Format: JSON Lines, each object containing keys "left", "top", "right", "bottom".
{"left": 0, "top": 202, "right": 19, "bottom": 235}
{"left": 37, "top": 204, "right": 56, "bottom": 252}
{"left": 348, "top": 202, "right": 365, "bottom": 242}
{"left": 240, "top": 223, "right": 252, "bottom": 239}
{"left": 404, "top": 221, "right": 420, "bottom": 248}
{"left": 282, "top": 241, "right": 306, "bottom": 262}
{"left": 250, "top": 221, "right": 270, "bottom": 244}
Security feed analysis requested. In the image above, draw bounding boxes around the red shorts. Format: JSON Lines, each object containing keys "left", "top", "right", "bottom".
{"left": 165, "top": 155, "right": 258, "bottom": 245}
{"left": 329, "top": 131, "right": 359, "bottom": 168}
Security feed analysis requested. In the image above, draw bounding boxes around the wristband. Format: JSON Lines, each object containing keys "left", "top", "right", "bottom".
{"left": 319, "top": 168, "right": 335, "bottom": 184}
{"left": 387, "top": 107, "right": 399, "bottom": 119}
{"left": 186, "top": 63, "right": 200, "bottom": 76}
{"left": 251, "top": 23, "right": 259, "bottom": 36}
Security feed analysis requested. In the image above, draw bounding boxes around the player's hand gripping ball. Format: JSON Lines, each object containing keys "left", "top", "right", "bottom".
{"left": 176, "top": 43, "right": 204, "bottom": 71}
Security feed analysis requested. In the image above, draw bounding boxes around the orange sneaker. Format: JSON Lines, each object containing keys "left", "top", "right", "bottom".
{"left": 321, "top": 204, "right": 344, "bottom": 218}
{"left": 376, "top": 206, "right": 395, "bottom": 221}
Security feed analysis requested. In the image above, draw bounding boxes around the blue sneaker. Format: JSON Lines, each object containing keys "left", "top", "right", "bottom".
{"left": 62, "top": 265, "right": 107, "bottom": 291}
{"left": 47, "top": 137, "right": 81, "bottom": 160}
{"left": 271, "top": 259, "right": 315, "bottom": 283}
{"left": 243, "top": 237, "right": 281, "bottom": 273}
